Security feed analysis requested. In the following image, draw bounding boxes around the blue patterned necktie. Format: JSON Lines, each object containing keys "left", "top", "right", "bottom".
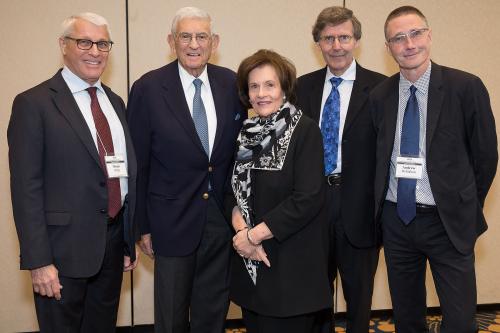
{"left": 397, "top": 85, "right": 419, "bottom": 224}
{"left": 321, "top": 77, "right": 343, "bottom": 175}
{"left": 192, "top": 78, "right": 209, "bottom": 156}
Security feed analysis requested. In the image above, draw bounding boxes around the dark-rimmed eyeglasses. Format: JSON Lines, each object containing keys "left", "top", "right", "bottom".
{"left": 387, "top": 28, "right": 429, "bottom": 45}
{"left": 65, "top": 37, "right": 114, "bottom": 52}
{"left": 318, "top": 35, "right": 353, "bottom": 45}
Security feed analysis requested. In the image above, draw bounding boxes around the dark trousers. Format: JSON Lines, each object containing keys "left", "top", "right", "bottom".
{"left": 381, "top": 201, "right": 477, "bottom": 333}
{"left": 34, "top": 220, "right": 125, "bottom": 333}
{"left": 315, "top": 182, "right": 379, "bottom": 333}
{"left": 242, "top": 308, "right": 317, "bottom": 333}
{"left": 154, "top": 196, "right": 232, "bottom": 333}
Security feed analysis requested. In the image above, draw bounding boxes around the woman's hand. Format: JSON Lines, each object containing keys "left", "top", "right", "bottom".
{"left": 233, "top": 228, "right": 255, "bottom": 258}
{"left": 249, "top": 245, "right": 271, "bottom": 267}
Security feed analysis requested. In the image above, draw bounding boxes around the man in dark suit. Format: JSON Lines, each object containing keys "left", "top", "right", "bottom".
{"left": 297, "top": 6, "right": 386, "bottom": 333}
{"left": 371, "top": 6, "right": 497, "bottom": 333}
{"left": 8, "top": 12, "right": 138, "bottom": 333}
{"left": 127, "top": 7, "right": 245, "bottom": 333}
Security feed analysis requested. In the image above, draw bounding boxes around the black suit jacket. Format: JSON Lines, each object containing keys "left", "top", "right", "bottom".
{"left": 371, "top": 62, "right": 498, "bottom": 254}
{"left": 297, "top": 63, "right": 386, "bottom": 248}
{"left": 8, "top": 70, "right": 137, "bottom": 277}
{"left": 230, "top": 115, "right": 331, "bottom": 317}
{"left": 127, "top": 60, "right": 245, "bottom": 257}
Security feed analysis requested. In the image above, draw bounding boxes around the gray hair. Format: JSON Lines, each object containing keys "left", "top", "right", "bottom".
{"left": 170, "top": 7, "right": 214, "bottom": 34}
{"left": 60, "top": 12, "right": 111, "bottom": 39}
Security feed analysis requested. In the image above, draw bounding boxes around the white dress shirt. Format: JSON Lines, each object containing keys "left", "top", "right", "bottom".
{"left": 61, "top": 66, "right": 128, "bottom": 203}
{"left": 319, "top": 60, "right": 356, "bottom": 174}
{"left": 178, "top": 63, "right": 217, "bottom": 158}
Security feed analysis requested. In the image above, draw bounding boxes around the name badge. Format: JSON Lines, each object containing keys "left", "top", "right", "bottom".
{"left": 396, "top": 156, "right": 423, "bottom": 179}
{"left": 105, "top": 155, "right": 128, "bottom": 178}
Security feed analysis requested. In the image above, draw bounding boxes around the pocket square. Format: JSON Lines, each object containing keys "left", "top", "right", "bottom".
{"left": 234, "top": 113, "right": 241, "bottom": 121}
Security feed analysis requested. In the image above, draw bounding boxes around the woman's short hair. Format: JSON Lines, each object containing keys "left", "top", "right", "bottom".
{"left": 237, "top": 49, "right": 297, "bottom": 109}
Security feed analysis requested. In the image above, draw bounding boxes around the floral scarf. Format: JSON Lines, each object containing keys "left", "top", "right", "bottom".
{"left": 231, "top": 102, "right": 302, "bottom": 284}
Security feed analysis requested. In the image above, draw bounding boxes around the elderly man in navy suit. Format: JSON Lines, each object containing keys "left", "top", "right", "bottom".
{"left": 8, "top": 12, "right": 138, "bottom": 333}
{"left": 371, "top": 6, "right": 497, "bottom": 333}
{"left": 127, "top": 6, "right": 245, "bottom": 333}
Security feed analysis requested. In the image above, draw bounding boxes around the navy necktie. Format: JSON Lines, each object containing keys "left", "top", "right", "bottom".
{"left": 192, "top": 78, "right": 209, "bottom": 156}
{"left": 397, "top": 85, "right": 419, "bottom": 224}
{"left": 321, "top": 77, "right": 343, "bottom": 175}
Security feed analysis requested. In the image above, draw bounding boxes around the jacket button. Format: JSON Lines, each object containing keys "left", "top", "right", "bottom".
{"left": 202, "top": 193, "right": 209, "bottom": 200}
{"left": 208, "top": 166, "right": 213, "bottom": 172}
{"left": 100, "top": 209, "right": 107, "bottom": 214}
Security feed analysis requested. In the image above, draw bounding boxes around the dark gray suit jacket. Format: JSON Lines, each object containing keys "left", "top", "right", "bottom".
{"left": 8, "top": 70, "right": 137, "bottom": 277}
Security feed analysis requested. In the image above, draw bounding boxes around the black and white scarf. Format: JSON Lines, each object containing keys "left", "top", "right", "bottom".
{"left": 231, "top": 102, "right": 302, "bottom": 284}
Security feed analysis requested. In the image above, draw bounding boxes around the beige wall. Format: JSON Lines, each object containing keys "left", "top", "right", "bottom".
{"left": 1, "top": 1, "right": 499, "bottom": 331}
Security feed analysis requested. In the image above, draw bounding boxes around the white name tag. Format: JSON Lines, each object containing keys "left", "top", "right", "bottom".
{"left": 105, "top": 155, "right": 128, "bottom": 178}
{"left": 396, "top": 156, "right": 423, "bottom": 179}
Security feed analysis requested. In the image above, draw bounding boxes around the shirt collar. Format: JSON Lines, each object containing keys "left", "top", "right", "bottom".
{"left": 61, "top": 66, "right": 104, "bottom": 94}
{"left": 399, "top": 61, "right": 431, "bottom": 95}
{"left": 178, "top": 62, "right": 209, "bottom": 89}
{"left": 325, "top": 59, "right": 357, "bottom": 83}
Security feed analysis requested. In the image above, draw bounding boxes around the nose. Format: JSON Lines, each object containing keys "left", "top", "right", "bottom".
{"left": 332, "top": 38, "right": 342, "bottom": 49}
{"left": 188, "top": 36, "right": 200, "bottom": 48}
{"left": 403, "top": 35, "right": 416, "bottom": 48}
{"left": 88, "top": 43, "right": 100, "bottom": 56}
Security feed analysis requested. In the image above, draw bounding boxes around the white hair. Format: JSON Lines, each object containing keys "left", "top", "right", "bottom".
{"left": 170, "top": 7, "right": 214, "bottom": 34}
{"left": 60, "top": 12, "right": 111, "bottom": 39}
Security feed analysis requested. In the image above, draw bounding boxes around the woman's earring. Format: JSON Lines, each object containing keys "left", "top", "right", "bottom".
{"left": 282, "top": 95, "right": 286, "bottom": 102}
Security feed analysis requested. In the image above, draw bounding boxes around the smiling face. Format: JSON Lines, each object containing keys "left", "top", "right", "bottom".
{"left": 385, "top": 13, "right": 432, "bottom": 81}
{"left": 168, "top": 17, "right": 219, "bottom": 77}
{"left": 317, "top": 20, "right": 359, "bottom": 76}
{"left": 248, "top": 64, "right": 284, "bottom": 117}
{"left": 59, "top": 18, "right": 110, "bottom": 85}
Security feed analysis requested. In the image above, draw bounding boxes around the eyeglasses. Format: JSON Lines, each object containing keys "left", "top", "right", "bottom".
{"left": 387, "top": 28, "right": 429, "bottom": 45}
{"left": 175, "top": 32, "right": 211, "bottom": 44}
{"left": 65, "top": 37, "right": 113, "bottom": 52}
{"left": 318, "top": 35, "right": 353, "bottom": 45}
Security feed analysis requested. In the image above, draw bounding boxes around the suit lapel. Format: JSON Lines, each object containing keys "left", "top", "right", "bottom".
{"left": 308, "top": 68, "right": 326, "bottom": 123}
{"left": 383, "top": 77, "right": 400, "bottom": 160}
{"left": 343, "top": 64, "right": 368, "bottom": 135}
{"left": 50, "top": 71, "right": 102, "bottom": 168}
{"left": 103, "top": 85, "right": 137, "bottom": 177}
{"left": 161, "top": 63, "right": 207, "bottom": 155}
{"left": 426, "top": 63, "right": 444, "bottom": 152}
{"left": 208, "top": 65, "right": 228, "bottom": 160}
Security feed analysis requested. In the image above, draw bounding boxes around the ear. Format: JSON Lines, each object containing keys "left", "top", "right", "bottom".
{"left": 59, "top": 37, "right": 67, "bottom": 55}
{"left": 210, "top": 34, "right": 220, "bottom": 53}
{"left": 167, "top": 34, "right": 176, "bottom": 54}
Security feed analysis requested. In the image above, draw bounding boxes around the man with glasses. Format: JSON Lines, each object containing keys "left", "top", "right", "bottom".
{"left": 296, "top": 6, "right": 386, "bottom": 333}
{"left": 371, "top": 6, "right": 497, "bottom": 332}
{"left": 127, "top": 6, "right": 245, "bottom": 333}
{"left": 8, "top": 12, "right": 138, "bottom": 332}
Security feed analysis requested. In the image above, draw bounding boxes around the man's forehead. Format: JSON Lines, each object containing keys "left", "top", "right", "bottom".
{"left": 176, "top": 17, "right": 211, "bottom": 32}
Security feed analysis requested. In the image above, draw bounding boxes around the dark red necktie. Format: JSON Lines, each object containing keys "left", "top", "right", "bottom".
{"left": 86, "top": 87, "right": 122, "bottom": 218}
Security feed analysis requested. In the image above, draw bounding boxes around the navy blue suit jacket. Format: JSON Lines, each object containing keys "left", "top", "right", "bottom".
{"left": 127, "top": 60, "right": 245, "bottom": 257}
